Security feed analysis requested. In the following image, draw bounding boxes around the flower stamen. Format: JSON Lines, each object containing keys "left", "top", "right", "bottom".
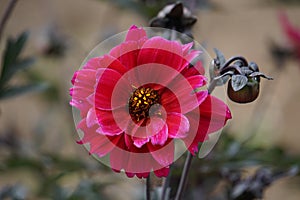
{"left": 128, "top": 87, "right": 160, "bottom": 122}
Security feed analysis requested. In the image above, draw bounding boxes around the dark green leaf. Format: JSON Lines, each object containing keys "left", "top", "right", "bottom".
{"left": 2, "top": 32, "right": 29, "bottom": 73}
{"left": 0, "top": 57, "right": 35, "bottom": 86}
{"left": 0, "top": 83, "right": 48, "bottom": 100}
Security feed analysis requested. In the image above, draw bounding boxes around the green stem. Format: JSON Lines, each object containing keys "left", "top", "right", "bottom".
{"left": 146, "top": 176, "right": 151, "bottom": 200}
{"left": 161, "top": 165, "right": 172, "bottom": 200}
{"left": 174, "top": 152, "right": 193, "bottom": 200}
{"left": 174, "top": 80, "right": 216, "bottom": 200}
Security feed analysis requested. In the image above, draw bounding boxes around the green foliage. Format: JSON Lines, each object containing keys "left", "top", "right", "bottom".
{"left": 0, "top": 32, "right": 47, "bottom": 100}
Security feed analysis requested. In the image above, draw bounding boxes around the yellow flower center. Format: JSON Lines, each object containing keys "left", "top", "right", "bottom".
{"left": 128, "top": 87, "right": 160, "bottom": 122}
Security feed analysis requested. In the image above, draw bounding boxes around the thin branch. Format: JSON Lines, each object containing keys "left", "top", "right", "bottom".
{"left": 0, "top": 0, "right": 19, "bottom": 42}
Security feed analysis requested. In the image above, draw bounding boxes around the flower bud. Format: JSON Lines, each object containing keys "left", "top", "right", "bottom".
{"left": 211, "top": 50, "right": 273, "bottom": 104}
{"left": 227, "top": 77, "right": 260, "bottom": 103}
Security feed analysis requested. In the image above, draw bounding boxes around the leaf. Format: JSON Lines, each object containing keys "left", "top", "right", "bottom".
{"left": 0, "top": 57, "right": 35, "bottom": 86}
{"left": 2, "top": 32, "right": 28, "bottom": 73}
{"left": 249, "top": 72, "right": 273, "bottom": 80}
{"left": 214, "top": 48, "right": 226, "bottom": 68}
{"left": 0, "top": 83, "right": 48, "bottom": 100}
{"left": 210, "top": 48, "right": 229, "bottom": 86}
{"left": 231, "top": 75, "right": 248, "bottom": 91}
{"left": 0, "top": 32, "right": 34, "bottom": 88}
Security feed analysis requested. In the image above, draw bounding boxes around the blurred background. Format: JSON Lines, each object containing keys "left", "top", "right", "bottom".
{"left": 0, "top": 0, "right": 300, "bottom": 199}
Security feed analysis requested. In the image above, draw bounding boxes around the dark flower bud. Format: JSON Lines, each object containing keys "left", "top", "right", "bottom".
{"left": 149, "top": 2, "right": 197, "bottom": 38}
{"left": 227, "top": 74, "right": 260, "bottom": 103}
{"left": 227, "top": 62, "right": 272, "bottom": 103}
{"left": 211, "top": 49, "right": 273, "bottom": 103}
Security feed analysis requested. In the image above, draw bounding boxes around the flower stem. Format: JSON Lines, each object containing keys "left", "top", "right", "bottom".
{"left": 0, "top": 0, "right": 19, "bottom": 42}
{"left": 161, "top": 165, "right": 172, "bottom": 200}
{"left": 174, "top": 152, "right": 193, "bottom": 200}
{"left": 174, "top": 79, "right": 216, "bottom": 200}
{"left": 222, "top": 56, "right": 248, "bottom": 69}
{"left": 207, "top": 78, "right": 217, "bottom": 94}
{"left": 146, "top": 176, "right": 151, "bottom": 200}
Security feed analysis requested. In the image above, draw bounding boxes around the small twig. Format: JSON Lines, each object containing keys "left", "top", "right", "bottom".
{"left": 0, "top": 0, "right": 18, "bottom": 42}
{"left": 146, "top": 176, "right": 151, "bottom": 200}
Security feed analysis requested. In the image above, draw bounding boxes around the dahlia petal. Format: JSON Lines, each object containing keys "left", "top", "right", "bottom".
{"left": 126, "top": 63, "right": 181, "bottom": 91}
{"left": 125, "top": 172, "right": 135, "bottom": 178}
{"left": 182, "top": 42, "right": 193, "bottom": 55}
{"left": 167, "top": 113, "right": 190, "bottom": 139}
{"left": 124, "top": 134, "right": 133, "bottom": 149}
{"left": 136, "top": 172, "right": 150, "bottom": 179}
{"left": 162, "top": 75, "right": 208, "bottom": 114}
{"left": 133, "top": 137, "right": 150, "bottom": 148}
{"left": 76, "top": 119, "right": 119, "bottom": 157}
{"left": 83, "top": 57, "right": 100, "bottom": 70}
{"left": 72, "top": 69, "right": 96, "bottom": 91}
{"left": 196, "top": 90, "right": 209, "bottom": 105}
{"left": 138, "top": 37, "right": 184, "bottom": 72}
{"left": 76, "top": 118, "right": 86, "bottom": 130}
{"left": 69, "top": 88, "right": 73, "bottom": 96}
{"left": 150, "top": 122, "right": 168, "bottom": 146}
{"left": 146, "top": 117, "right": 166, "bottom": 138}
{"left": 86, "top": 93, "right": 94, "bottom": 105}
{"left": 125, "top": 25, "right": 147, "bottom": 42}
{"left": 89, "top": 135, "right": 121, "bottom": 156}
{"left": 71, "top": 69, "right": 96, "bottom": 115}
{"left": 99, "top": 55, "right": 128, "bottom": 74}
{"left": 86, "top": 108, "right": 98, "bottom": 128}
{"left": 148, "top": 140, "right": 174, "bottom": 167}
{"left": 96, "top": 126, "right": 103, "bottom": 134}
{"left": 183, "top": 95, "right": 232, "bottom": 155}
{"left": 95, "top": 68, "right": 131, "bottom": 110}
{"left": 110, "top": 145, "right": 129, "bottom": 173}
{"left": 96, "top": 107, "right": 130, "bottom": 136}
{"left": 110, "top": 137, "right": 153, "bottom": 176}
{"left": 197, "top": 95, "right": 232, "bottom": 134}
{"left": 181, "top": 61, "right": 205, "bottom": 78}
{"left": 181, "top": 49, "right": 202, "bottom": 68}
{"left": 109, "top": 41, "right": 140, "bottom": 70}
{"left": 140, "top": 36, "right": 182, "bottom": 56}
{"left": 71, "top": 86, "right": 93, "bottom": 100}
{"left": 70, "top": 99, "right": 91, "bottom": 117}
{"left": 194, "top": 61, "right": 205, "bottom": 75}
{"left": 71, "top": 71, "right": 78, "bottom": 85}
{"left": 126, "top": 119, "right": 146, "bottom": 139}
{"left": 154, "top": 167, "right": 170, "bottom": 178}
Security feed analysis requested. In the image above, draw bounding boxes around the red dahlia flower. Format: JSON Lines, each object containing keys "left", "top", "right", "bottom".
{"left": 70, "top": 25, "right": 231, "bottom": 178}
